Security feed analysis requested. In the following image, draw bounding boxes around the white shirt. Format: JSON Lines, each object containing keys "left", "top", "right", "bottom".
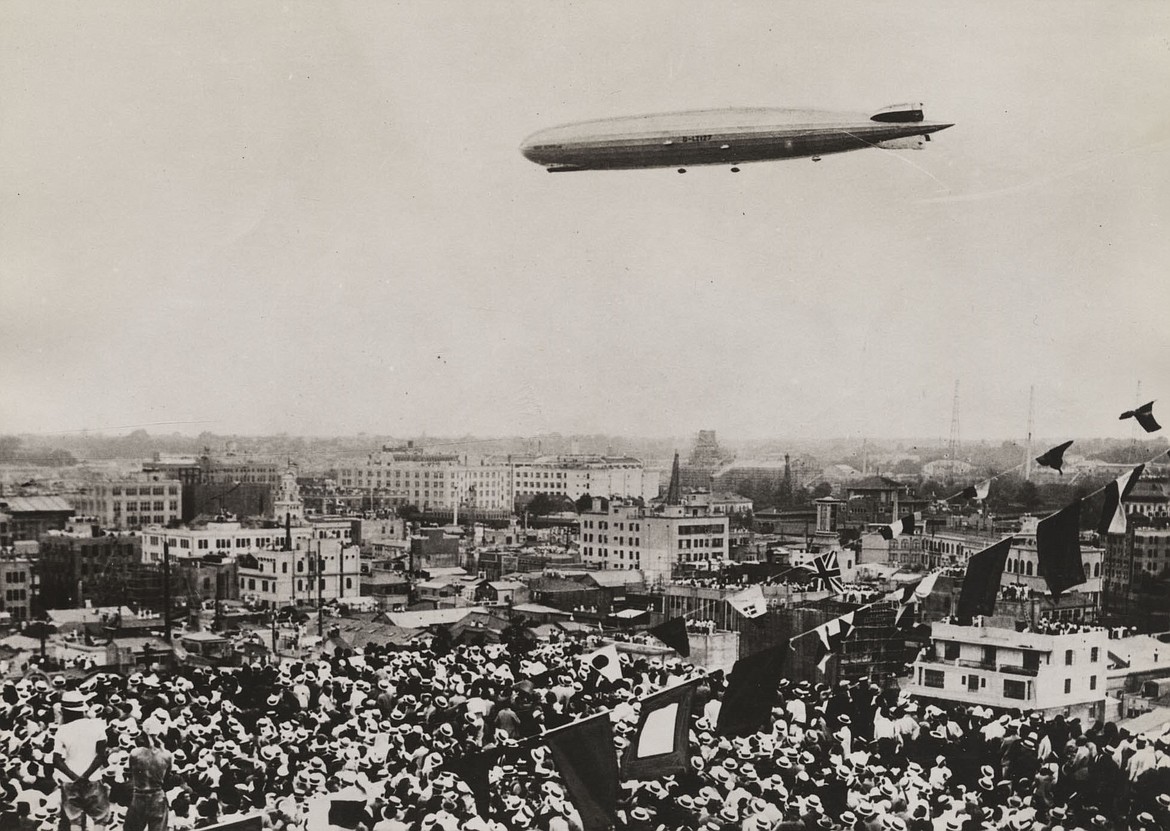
{"left": 53, "top": 717, "right": 107, "bottom": 785}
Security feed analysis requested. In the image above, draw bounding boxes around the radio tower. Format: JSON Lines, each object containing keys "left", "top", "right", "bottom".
{"left": 947, "top": 380, "right": 961, "bottom": 467}
{"left": 1024, "top": 385, "right": 1035, "bottom": 481}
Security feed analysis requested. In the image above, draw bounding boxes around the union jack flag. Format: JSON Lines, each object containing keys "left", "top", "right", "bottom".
{"left": 811, "top": 551, "right": 843, "bottom": 595}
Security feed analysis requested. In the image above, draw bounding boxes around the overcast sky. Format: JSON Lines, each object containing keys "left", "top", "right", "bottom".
{"left": 3, "top": 0, "right": 1168, "bottom": 443}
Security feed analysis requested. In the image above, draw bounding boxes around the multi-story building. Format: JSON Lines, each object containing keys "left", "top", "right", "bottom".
{"left": 0, "top": 496, "right": 75, "bottom": 542}
{"left": 338, "top": 445, "right": 660, "bottom": 511}
{"left": 0, "top": 554, "right": 34, "bottom": 621}
{"left": 337, "top": 444, "right": 463, "bottom": 509}
{"left": 235, "top": 537, "right": 361, "bottom": 609}
{"left": 139, "top": 515, "right": 355, "bottom": 565}
{"left": 578, "top": 497, "right": 730, "bottom": 586}
{"left": 906, "top": 621, "right": 1108, "bottom": 722}
{"left": 67, "top": 476, "right": 182, "bottom": 530}
{"left": 143, "top": 453, "right": 283, "bottom": 487}
{"left": 38, "top": 527, "right": 156, "bottom": 611}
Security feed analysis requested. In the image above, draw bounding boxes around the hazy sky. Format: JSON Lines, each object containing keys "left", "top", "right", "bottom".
{"left": 3, "top": 1, "right": 1168, "bottom": 442}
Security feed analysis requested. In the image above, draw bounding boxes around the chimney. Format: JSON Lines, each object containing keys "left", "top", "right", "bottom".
{"left": 666, "top": 451, "right": 682, "bottom": 506}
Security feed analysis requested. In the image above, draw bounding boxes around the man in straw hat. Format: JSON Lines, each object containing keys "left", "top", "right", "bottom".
{"left": 53, "top": 689, "right": 111, "bottom": 831}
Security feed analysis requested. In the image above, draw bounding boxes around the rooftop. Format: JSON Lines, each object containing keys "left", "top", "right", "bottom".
{"left": 0, "top": 495, "right": 75, "bottom": 513}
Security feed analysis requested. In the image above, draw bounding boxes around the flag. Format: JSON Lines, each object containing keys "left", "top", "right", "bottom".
{"left": 959, "top": 480, "right": 991, "bottom": 501}
{"left": 716, "top": 642, "right": 789, "bottom": 737}
{"left": 1037, "top": 500, "right": 1084, "bottom": 598}
{"left": 546, "top": 713, "right": 620, "bottom": 831}
{"left": 878, "top": 512, "right": 921, "bottom": 541}
{"left": 1120, "top": 401, "right": 1161, "bottom": 433}
{"left": 328, "top": 798, "right": 367, "bottom": 829}
{"left": 811, "top": 551, "right": 844, "bottom": 594}
{"left": 728, "top": 585, "right": 767, "bottom": 618}
{"left": 647, "top": 617, "right": 690, "bottom": 658}
{"left": 620, "top": 680, "right": 697, "bottom": 780}
{"left": 441, "top": 749, "right": 496, "bottom": 818}
{"left": 894, "top": 572, "right": 939, "bottom": 626}
{"left": 1097, "top": 465, "right": 1144, "bottom": 537}
{"left": 956, "top": 538, "right": 1012, "bottom": 619}
{"left": 813, "top": 612, "right": 855, "bottom": 673}
{"left": 582, "top": 644, "right": 623, "bottom": 683}
{"left": 1035, "top": 441, "right": 1074, "bottom": 474}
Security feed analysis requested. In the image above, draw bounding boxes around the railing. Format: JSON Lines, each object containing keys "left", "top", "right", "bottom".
{"left": 957, "top": 658, "right": 996, "bottom": 670}
{"left": 998, "top": 664, "right": 1039, "bottom": 677}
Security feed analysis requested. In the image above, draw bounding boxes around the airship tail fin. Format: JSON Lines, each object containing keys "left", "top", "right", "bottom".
{"left": 870, "top": 104, "right": 925, "bottom": 123}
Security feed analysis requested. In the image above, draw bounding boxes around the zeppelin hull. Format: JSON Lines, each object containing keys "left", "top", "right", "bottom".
{"left": 520, "top": 107, "right": 952, "bottom": 171}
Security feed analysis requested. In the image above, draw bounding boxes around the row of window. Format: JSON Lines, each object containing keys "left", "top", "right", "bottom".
{"left": 3, "top": 571, "right": 26, "bottom": 583}
{"left": 109, "top": 486, "right": 179, "bottom": 496}
{"left": 4, "top": 589, "right": 27, "bottom": 602}
{"left": 115, "top": 501, "right": 178, "bottom": 512}
{"left": 239, "top": 577, "right": 355, "bottom": 592}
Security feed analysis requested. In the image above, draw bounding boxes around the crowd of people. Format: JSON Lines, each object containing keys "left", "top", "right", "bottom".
{"left": 3, "top": 628, "right": 1170, "bottom": 831}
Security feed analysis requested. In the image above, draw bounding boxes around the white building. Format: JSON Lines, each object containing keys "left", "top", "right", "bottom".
{"left": 236, "top": 537, "right": 361, "bottom": 609}
{"left": 337, "top": 446, "right": 659, "bottom": 512}
{"left": 140, "top": 516, "right": 354, "bottom": 565}
{"left": 578, "top": 497, "right": 730, "bottom": 586}
{"left": 68, "top": 476, "right": 182, "bottom": 530}
{"left": 906, "top": 622, "right": 1108, "bottom": 722}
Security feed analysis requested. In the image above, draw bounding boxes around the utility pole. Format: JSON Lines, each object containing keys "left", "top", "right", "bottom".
{"left": 317, "top": 539, "right": 324, "bottom": 638}
{"left": 162, "top": 541, "right": 172, "bottom": 642}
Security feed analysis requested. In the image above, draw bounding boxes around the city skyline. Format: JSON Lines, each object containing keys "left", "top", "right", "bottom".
{"left": 3, "top": 1, "right": 1168, "bottom": 441}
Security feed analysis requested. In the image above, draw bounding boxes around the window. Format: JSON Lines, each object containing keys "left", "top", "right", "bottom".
{"left": 1090, "top": 647, "right": 1099, "bottom": 662}
{"left": 248, "top": 579, "right": 256, "bottom": 590}
{"left": 923, "top": 670, "right": 945, "bottom": 689}
{"left": 1064, "top": 679, "right": 1072, "bottom": 694}
{"left": 282, "top": 563, "right": 288, "bottom": 574}
{"left": 1090, "top": 676, "right": 1097, "bottom": 690}
{"left": 1004, "top": 679, "right": 1028, "bottom": 700}
{"left": 1065, "top": 650, "right": 1074, "bottom": 666}
{"left": 944, "top": 642, "right": 960, "bottom": 660}
{"left": 346, "top": 577, "right": 352, "bottom": 589}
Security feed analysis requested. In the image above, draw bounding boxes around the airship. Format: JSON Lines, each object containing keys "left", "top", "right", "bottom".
{"left": 520, "top": 104, "right": 952, "bottom": 172}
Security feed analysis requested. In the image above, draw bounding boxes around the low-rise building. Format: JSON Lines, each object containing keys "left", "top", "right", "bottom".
{"left": 906, "top": 621, "right": 1109, "bottom": 722}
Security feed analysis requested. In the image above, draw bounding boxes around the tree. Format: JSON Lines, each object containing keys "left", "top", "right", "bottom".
{"left": 526, "top": 493, "right": 572, "bottom": 516}
{"left": 812, "top": 482, "right": 833, "bottom": 499}
{"left": 575, "top": 493, "right": 594, "bottom": 513}
{"left": 730, "top": 509, "right": 754, "bottom": 531}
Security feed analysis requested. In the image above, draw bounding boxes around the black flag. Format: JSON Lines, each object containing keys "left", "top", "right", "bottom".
{"left": 442, "top": 748, "right": 497, "bottom": 818}
{"left": 648, "top": 617, "right": 690, "bottom": 658}
{"left": 956, "top": 538, "right": 1013, "bottom": 619}
{"left": 1035, "top": 441, "right": 1074, "bottom": 474}
{"left": 545, "top": 714, "right": 620, "bottom": 831}
{"left": 1120, "top": 401, "right": 1161, "bottom": 433}
{"left": 716, "top": 642, "right": 788, "bottom": 737}
{"left": 1037, "top": 500, "right": 1084, "bottom": 598}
